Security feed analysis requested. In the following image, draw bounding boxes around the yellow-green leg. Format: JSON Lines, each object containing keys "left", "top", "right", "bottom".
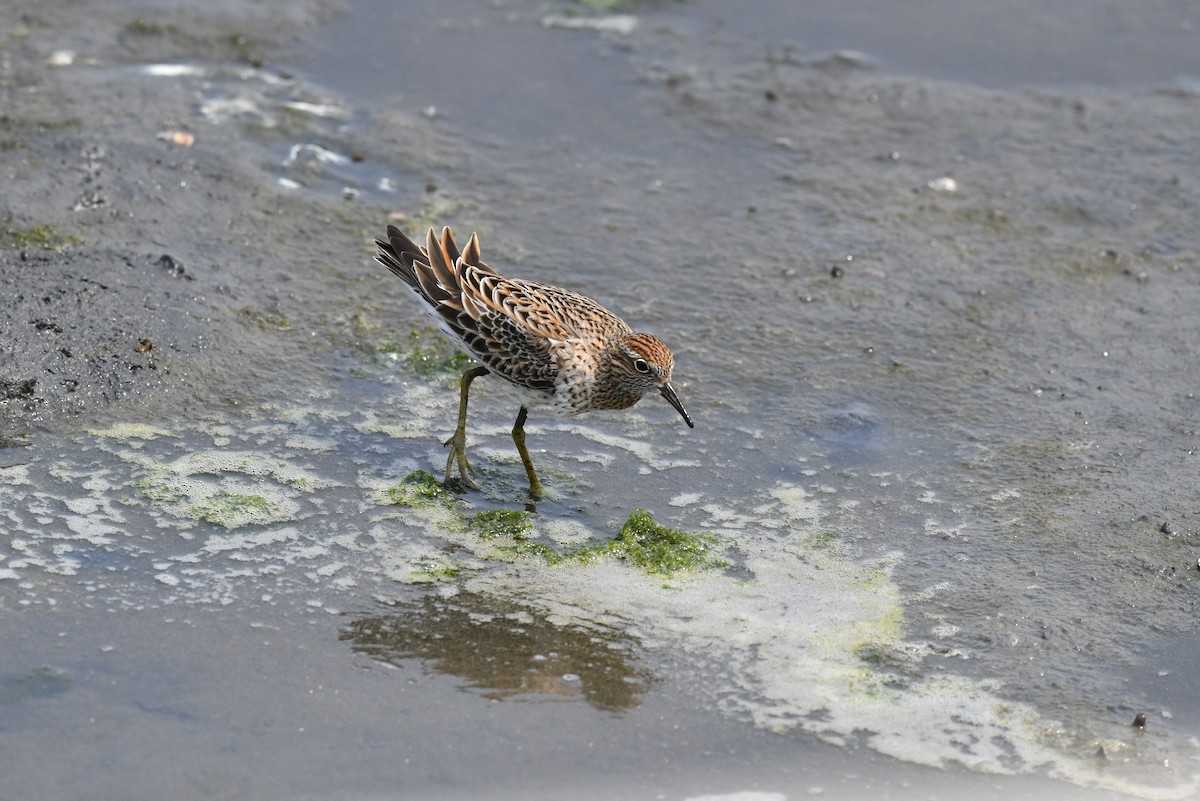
{"left": 512, "top": 405, "right": 544, "bottom": 500}
{"left": 444, "top": 365, "right": 489, "bottom": 490}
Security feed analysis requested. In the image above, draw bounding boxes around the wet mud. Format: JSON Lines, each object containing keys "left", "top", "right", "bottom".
{"left": 3, "top": 1, "right": 1200, "bottom": 800}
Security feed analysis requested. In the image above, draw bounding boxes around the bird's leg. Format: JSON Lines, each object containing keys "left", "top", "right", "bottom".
{"left": 444, "top": 365, "right": 490, "bottom": 490}
{"left": 512, "top": 405, "right": 544, "bottom": 500}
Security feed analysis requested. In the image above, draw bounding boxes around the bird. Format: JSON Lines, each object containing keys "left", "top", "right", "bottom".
{"left": 374, "top": 224, "right": 693, "bottom": 498}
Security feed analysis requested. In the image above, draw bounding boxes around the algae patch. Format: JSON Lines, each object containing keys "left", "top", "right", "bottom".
{"left": 0, "top": 667, "right": 71, "bottom": 706}
{"left": 188, "top": 491, "right": 279, "bottom": 528}
{"left": 467, "top": 509, "right": 564, "bottom": 564}
{"left": 236, "top": 303, "right": 291, "bottom": 331}
{"left": 377, "top": 483, "right": 724, "bottom": 577}
{"left": 572, "top": 510, "right": 726, "bottom": 575}
{"left": 114, "top": 443, "right": 331, "bottom": 531}
{"left": 382, "top": 470, "right": 456, "bottom": 509}
{"left": 1, "top": 223, "right": 85, "bottom": 250}
{"left": 467, "top": 509, "right": 533, "bottom": 540}
{"left": 391, "top": 333, "right": 470, "bottom": 379}
{"left": 350, "top": 318, "right": 471, "bottom": 381}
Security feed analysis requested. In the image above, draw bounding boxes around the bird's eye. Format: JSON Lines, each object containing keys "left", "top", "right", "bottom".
{"left": 633, "top": 358, "right": 651, "bottom": 374}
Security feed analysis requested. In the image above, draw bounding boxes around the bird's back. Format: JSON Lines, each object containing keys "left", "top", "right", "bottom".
{"left": 375, "top": 226, "right": 630, "bottom": 400}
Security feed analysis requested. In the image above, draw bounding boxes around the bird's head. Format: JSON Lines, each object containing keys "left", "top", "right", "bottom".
{"left": 605, "top": 333, "right": 694, "bottom": 428}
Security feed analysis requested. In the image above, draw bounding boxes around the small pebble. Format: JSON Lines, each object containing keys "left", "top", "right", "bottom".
{"left": 156, "top": 130, "right": 195, "bottom": 147}
{"left": 928, "top": 176, "right": 958, "bottom": 193}
{"left": 157, "top": 254, "right": 185, "bottom": 277}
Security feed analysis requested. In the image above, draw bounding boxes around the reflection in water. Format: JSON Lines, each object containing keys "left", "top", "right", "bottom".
{"left": 341, "top": 592, "right": 648, "bottom": 714}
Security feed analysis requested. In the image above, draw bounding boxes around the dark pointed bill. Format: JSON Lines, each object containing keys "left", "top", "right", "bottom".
{"left": 659, "top": 383, "right": 695, "bottom": 428}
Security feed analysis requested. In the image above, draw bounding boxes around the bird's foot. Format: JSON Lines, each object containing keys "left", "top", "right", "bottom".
{"left": 526, "top": 475, "right": 545, "bottom": 502}
{"left": 443, "top": 429, "right": 479, "bottom": 491}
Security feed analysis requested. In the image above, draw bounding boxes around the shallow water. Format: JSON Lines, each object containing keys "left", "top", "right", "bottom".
{"left": 4, "top": 0, "right": 1200, "bottom": 799}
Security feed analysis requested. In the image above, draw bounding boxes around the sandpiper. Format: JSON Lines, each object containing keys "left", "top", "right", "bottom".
{"left": 375, "top": 225, "right": 693, "bottom": 498}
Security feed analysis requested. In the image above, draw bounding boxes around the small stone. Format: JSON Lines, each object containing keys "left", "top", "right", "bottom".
{"left": 928, "top": 176, "right": 958, "bottom": 193}
{"left": 1132, "top": 712, "right": 1147, "bottom": 730}
{"left": 157, "top": 254, "right": 185, "bottom": 277}
{"left": 156, "top": 130, "right": 195, "bottom": 147}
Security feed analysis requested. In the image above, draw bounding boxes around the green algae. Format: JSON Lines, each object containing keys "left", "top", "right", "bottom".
{"left": 815, "top": 529, "right": 841, "bottom": 546}
{"left": 123, "top": 17, "right": 175, "bottom": 35}
{"left": 374, "top": 482, "right": 721, "bottom": 577}
{"left": 569, "top": 510, "right": 726, "bottom": 575}
{"left": 236, "top": 304, "right": 291, "bottom": 331}
{"left": 382, "top": 470, "right": 457, "bottom": 509}
{"left": 415, "top": 562, "right": 466, "bottom": 581}
{"left": 378, "top": 327, "right": 470, "bottom": 378}
{"left": 134, "top": 478, "right": 190, "bottom": 505}
{"left": 188, "top": 491, "right": 279, "bottom": 528}
{"left": 0, "top": 116, "right": 80, "bottom": 152}
{"left": 0, "top": 667, "right": 71, "bottom": 706}
{"left": 467, "top": 509, "right": 566, "bottom": 565}
{"left": 396, "top": 338, "right": 470, "bottom": 379}
{"left": 468, "top": 508, "right": 720, "bottom": 575}
{"left": 2, "top": 223, "right": 85, "bottom": 250}
{"left": 348, "top": 314, "right": 471, "bottom": 380}
{"left": 467, "top": 509, "right": 533, "bottom": 540}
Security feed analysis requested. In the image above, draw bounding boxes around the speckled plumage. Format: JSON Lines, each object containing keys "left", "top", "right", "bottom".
{"left": 375, "top": 224, "right": 693, "bottom": 497}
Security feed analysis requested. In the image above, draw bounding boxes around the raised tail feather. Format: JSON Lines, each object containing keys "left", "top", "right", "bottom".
{"left": 373, "top": 224, "right": 426, "bottom": 288}
{"left": 375, "top": 225, "right": 496, "bottom": 293}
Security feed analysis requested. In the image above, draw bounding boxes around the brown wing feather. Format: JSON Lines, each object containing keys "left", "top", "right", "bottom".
{"left": 461, "top": 271, "right": 628, "bottom": 342}
{"left": 473, "top": 311, "right": 557, "bottom": 391}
